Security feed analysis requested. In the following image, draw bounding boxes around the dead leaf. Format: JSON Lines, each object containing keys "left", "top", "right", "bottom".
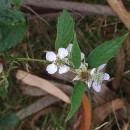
{"left": 91, "top": 83, "right": 117, "bottom": 108}
{"left": 17, "top": 80, "right": 73, "bottom": 97}
{"left": 17, "top": 81, "right": 46, "bottom": 96}
{"left": 16, "top": 70, "right": 70, "bottom": 103}
{"left": 53, "top": 71, "right": 76, "bottom": 81}
{"left": 16, "top": 95, "right": 60, "bottom": 120}
{"left": 93, "top": 98, "right": 125, "bottom": 127}
{"left": 52, "top": 82, "right": 73, "bottom": 96}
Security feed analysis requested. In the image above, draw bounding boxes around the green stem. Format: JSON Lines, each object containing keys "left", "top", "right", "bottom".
{"left": 6, "top": 57, "right": 46, "bottom": 77}
{"left": 86, "top": 85, "right": 92, "bottom": 108}
{"left": 6, "top": 61, "right": 15, "bottom": 77}
{"left": 15, "top": 57, "right": 47, "bottom": 63}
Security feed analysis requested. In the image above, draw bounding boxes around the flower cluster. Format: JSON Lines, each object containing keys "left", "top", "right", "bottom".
{"left": 46, "top": 44, "right": 110, "bottom": 92}
{"left": 46, "top": 48, "right": 70, "bottom": 74}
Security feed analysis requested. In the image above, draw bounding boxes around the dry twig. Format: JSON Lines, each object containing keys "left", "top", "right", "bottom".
{"left": 107, "top": 0, "right": 130, "bottom": 30}
{"left": 21, "top": 0, "right": 116, "bottom": 16}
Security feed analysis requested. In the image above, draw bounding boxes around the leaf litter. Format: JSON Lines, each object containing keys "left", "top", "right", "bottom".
{"left": 2, "top": 1, "right": 130, "bottom": 129}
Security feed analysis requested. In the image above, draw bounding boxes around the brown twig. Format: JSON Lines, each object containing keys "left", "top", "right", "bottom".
{"left": 21, "top": 0, "right": 116, "bottom": 16}
{"left": 107, "top": 0, "right": 130, "bottom": 30}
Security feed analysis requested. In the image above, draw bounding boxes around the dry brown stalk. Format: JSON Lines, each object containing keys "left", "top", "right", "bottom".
{"left": 107, "top": 0, "right": 130, "bottom": 30}
{"left": 21, "top": 0, "right": 116, "bottom": 16}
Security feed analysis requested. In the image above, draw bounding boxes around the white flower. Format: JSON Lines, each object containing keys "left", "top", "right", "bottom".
{"left": 0, "top": 63, "right": 3, "bottom": 73}
{"left": 66, "top": 43, "right": 73, "bottom": 53}
{"left": 46, "top": 64, "right": 57, "bottom": 74}
{"left": 72, "top": 64, "right": 91, "bottom": 82}
{"left": 72, "top": 63, "right": 110, "bottom": 92}
{"left": 46, "top": 48, "right": 70, "bottom": 74}
{"left": 89, "top": 64, "right": 110, "bottom": 92}
{"left": 66, "top": 43, "right": 85, "bottom": 60}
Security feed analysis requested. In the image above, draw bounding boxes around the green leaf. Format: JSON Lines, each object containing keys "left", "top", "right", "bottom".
{"left": 0, "top": 9, "right": 25, "bottom": 25}
{"left": 0, "top": 8, "right": 27, "bottom": 52}
{"left": 0, "top": 113, "right": 19, "bottom": 128}
{"left": 0, "top": 23, "right": 27, "bottom": 51}
{"left": 72, "top": 33, "right": 81, "bottom": 69}
{"left": 66, "top": 81, "right": 86, "bottom": 121}
{"left": 87, "top": 33, "right": 128, "bottom": 68}
{"left": 55, "top": 10, "right": 75, "bottom": 50}
{"left": 0, "top": 87, "right": 8, "bottom": 97}
{"left": 0, "top": 0, "right": 11, "bottom": 9}
{"left": 12, "top": 0, "right": 21, "bottom": 9}
{"left": 0, "top": 78, "right": 9, "bottom": 97}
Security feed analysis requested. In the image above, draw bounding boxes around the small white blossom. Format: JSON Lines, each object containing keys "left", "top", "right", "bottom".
{"left": 46, "top": 48, "right": 70, "bottom": 74}
{"left": 72, "top": 64, "right": 91, "bottom": 82}
{"left": 46, "top": 52, "right": 56, "bottom": 62}
{"left": 46, "top": 64, "right": 57, "bottom": 74}
{"left": 66, "top": 44, "right": 73, "bottom": 53}
{"left": 58, "top": 48, "right": 68, "bottom": 59}
{"left": 72, "top": 65, "right": 86, "bottom": 81}
{"left": 90, "top": 64, "right": 110, "bottom": 92}
{"left": 72, "top": 63, "right": 110, "bottom": 92}
{"left": 59, "top": 65, "right": 70, "bottom": 74}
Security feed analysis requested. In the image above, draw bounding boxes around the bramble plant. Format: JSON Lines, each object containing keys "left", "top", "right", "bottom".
{"left": 45, "top": 10, "right": 128, "bottom": 121}
{"left": 0, "top": 1, "right": 128, "bottom": 127}
{"left": 0, "top": 0, "right": 27, "bottom": 96}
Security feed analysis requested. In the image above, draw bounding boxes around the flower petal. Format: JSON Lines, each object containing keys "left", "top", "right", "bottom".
{"left": 66, "top": 43, "right": 73, "bottom": 53}
{"left": 58, "top": 48, "right": 68, "bottom": 59}
{"left": 46, "top": 64, "right": 57, "bottom": 74}
{"left": 0, "top": 63, "right": 3, "bottom": 73}
{"left": 97, "top": 64, "right": 106, "bottom": 72}
{"left": 58, "top": 65, "right": 70, "bottom": 74}
{"left": 72, "top": 75, "right": 80, "bottom": 81}
{"left": 87, "top": 80, "right": 92, "bottom": 88}
{"left": 79, "top": 63, "right": 86, "bottom": 69}
{"left": 90, "top": 68, "right": 96, "bottom": 75}
{"left": 81, "top": 52, "right": 85, "bottom": 60}
{"left": 92, "top": 82, "right": 101, "bottom": 92}
{"left": 46, "top": 52, "right": 56, "bottom": 62}
{"left": 103, "top": 73, "right": 110, "bottom": 80}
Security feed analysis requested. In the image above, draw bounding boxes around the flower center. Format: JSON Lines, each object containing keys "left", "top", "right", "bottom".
{"left": 92, "top": 72, "right": 103, "bottom": 83}
{"left": 79, "top": 71, "right": 90, "bottom": 81}
{"left": 55, "top": 57, "right": 64, "bottom": 66}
